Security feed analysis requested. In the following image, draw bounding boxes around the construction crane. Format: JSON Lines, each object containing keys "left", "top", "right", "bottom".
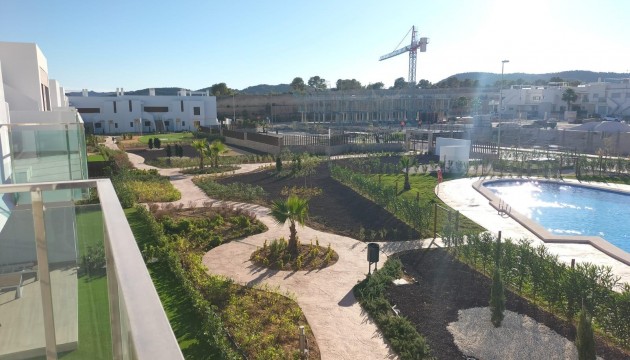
{"left": 379, "top": 26, "right": 428, "bottom": 84}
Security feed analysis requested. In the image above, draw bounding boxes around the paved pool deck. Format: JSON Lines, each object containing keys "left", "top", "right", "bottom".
{"left": 438, "top": 177, "right": 630, "bottom": 286}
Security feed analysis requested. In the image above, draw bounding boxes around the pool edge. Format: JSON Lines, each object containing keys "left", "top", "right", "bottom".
{"left": 473, "top": 178, "right": 630, "bottom": 267}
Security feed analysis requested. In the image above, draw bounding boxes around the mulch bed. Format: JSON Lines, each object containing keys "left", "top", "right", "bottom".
{"left": 127, "top": 145, "right": 199, "bottom": 160}
{"left": 216, "top": 162, "right": 419, "bottom": 241}
{"left": 386, "top": 248, "right": 629, "bottom": 359}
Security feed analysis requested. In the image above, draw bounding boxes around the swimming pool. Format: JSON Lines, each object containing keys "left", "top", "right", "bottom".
{"left": 482, "top": 180, "right": 630, "bottom": 254}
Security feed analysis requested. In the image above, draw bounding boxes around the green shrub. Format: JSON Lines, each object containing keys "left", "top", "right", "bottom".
{"left": 577, "top": 305, "right": 596, "bottom": 360}
{"left": 354, "top": 258, "right": 432, "bottom": 359}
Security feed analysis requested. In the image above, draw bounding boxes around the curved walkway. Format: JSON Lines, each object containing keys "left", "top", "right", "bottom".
{"left": 111, "top": 138, "right": 433, "bottom": 359}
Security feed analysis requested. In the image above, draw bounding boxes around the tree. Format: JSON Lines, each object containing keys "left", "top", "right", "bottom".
{"left": 148, "top": 138, "right": 154, "bottom": 149}
{"left": 392, "top": 77, "right": 408, "bottom": 89}
{"left": 562, "top": 88, "right": 578, "bottom": 111}
{"left": 290, "top": 77, "right": 306, "bottom": 92}
{"left": 271, "top": 195, "right": 309, "bottom": 255}
{"left": 208, "top": 139, "right": 227, "bottom": 168}
{"left": 417, "top": 79, "right": 432, "bottom": 88}
{"left": 550, "top": 76, "right": 564, "bottom": 83}
{"left": 335, "top": 79, "right": 363, "bottom": 91}
{"left": 165, "top": 144, "right": 172, "bottom": 158}
{"left": 210, "top": 83, "right": 234, "bottom": 96}
{"left": 366, "top": 82, "right": 384, "bottom": 90}
{"left": 307, "top": 76, "right": 327, "bottom": 90}
{"left": 191, "top": 139, "right": 208, "bottom": 170}
{"left": 576, "top": 305, "right": 596, "bottom": 360}
{"left": 489, "top": 267, "right": 506, "bottom": 327}
{"left": 153, "top": 137, "right": 161, "bottom": 149}
{"left": 400, "top": 156, "right": 415, "bottom": 191}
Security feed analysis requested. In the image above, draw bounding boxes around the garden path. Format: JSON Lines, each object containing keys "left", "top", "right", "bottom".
{"left": 112, "top": 137, "right": 437, "bottom": 360}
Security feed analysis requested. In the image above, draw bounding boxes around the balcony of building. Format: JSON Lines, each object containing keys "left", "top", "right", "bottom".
{"left": 0, "top": 179, "right": 183, "bottom": 360}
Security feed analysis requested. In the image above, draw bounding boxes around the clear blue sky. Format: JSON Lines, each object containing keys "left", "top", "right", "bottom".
{"left": 2, "top": 0, "right": 629, "bottom": 91}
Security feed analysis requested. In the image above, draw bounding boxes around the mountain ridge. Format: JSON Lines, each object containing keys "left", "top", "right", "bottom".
{"left": 66, "top": 70, "right": 629, "bottom": 97}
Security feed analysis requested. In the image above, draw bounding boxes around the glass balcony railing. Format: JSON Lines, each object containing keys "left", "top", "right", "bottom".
{"left": 0, "top": 179, "right": 183, "bottom": 360}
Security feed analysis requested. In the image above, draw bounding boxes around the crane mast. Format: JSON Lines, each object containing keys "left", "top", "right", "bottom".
{"left": 379, "top": 26, "right": 428, "bottom": 84}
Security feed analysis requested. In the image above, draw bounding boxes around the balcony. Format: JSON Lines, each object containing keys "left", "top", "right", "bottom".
{"left": 0, "top": 179, "right": 182, "bottom": 360}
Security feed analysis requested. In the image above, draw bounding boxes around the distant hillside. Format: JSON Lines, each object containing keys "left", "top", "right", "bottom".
{"left": 239, "top": 84, "right": 291, "bottom": 95}
{"left": 443, "top": 70, "right": 630, "bottom": 86}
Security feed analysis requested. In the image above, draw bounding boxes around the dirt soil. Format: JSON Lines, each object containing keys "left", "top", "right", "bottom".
{"left": 216, "top": 162, "right": 419, "bottom": 241}
{"left": 387, "top": 248, "right": 629, "bottom": 359}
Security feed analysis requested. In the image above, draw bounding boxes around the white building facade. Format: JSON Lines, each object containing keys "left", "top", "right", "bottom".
{"left": 500, "top": 79, "right": 630, "bottom": 121}
{"left": 0, "top": 41, "right": 86, "bottom": 187}
{"left": 68, "top": 89, "right": 219, "bottom": 134}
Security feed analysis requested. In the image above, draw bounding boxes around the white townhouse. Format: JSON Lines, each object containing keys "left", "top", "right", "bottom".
{"left": 68, "top": 88, "right": 219, "bottom": 134}
{"left": 500, "top": 79, "right": 630, "bottom": 121}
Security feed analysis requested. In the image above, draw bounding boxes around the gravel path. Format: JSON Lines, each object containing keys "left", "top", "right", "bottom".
{"left": 448, "top": 307, "right": 602, "bottom": 360}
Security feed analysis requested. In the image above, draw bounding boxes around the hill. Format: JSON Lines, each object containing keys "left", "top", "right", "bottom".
{"left": 239, "top": 84, "right": 291, "bottom": 95}
{"left": 443, "top": 70, "right": 629, "bottom": 86}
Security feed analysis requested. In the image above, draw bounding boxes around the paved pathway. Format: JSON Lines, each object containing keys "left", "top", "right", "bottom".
{"left": 437, "top": 178, "right": 630, "bottom": 285}
{"left": 112, "top": 138, "right": 435, "bottom": 359}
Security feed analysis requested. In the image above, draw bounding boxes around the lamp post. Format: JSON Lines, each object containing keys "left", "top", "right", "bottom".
{"left": 498, "top": 59, "right": 509, "bottom": 159}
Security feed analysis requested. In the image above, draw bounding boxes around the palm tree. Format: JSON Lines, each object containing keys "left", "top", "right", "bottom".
{"left": 400, "top": 156, "right": 415, "bottom": 191}
{"left": 562, "top": 88, "right": 578, "bottom": 111}
{"left": 271, "top": 195, "right": 309, "bottom": 255}
{"left": 191, "top": 139, "right": 208, "bottom": 170}
{"left": 208, "top": 140, "right": 227, "bottom": 168}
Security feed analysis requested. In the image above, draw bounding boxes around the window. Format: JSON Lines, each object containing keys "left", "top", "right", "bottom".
{"left": 143, "top": 106, "right": 169, "bottom": 112}
{"left": 532, "top": 96, "right": 542, "bottom": 101}
{"left": 182, "top": 121, "right": 185, "bottom": 126}
{"left": 180, "top": 100, "right": 184, "bottom": 112}
{"left": 129, "top": 100, "right": 133, "bottom": 112}
{"left": 78, "top": 108, "right": 101, "bottom": 113}
{"left": 164, "top": 121, "right": 170, "bottom": 127}
{"left": 114, "top": 123, "right": 118, "bottom": 129}
{"left": 113, "top": 102, "right": 117, "bottom": 113}
{"left": 41, "top": 84, "right": 50, "bottom": 111}
{"left": 130, "top": 122, "right": 134, "bottom": 128}
{"left": 144, "top": 121, "right": 151, "bottom": 127}
{"left": 593, "top": 93, "right": 599, "bottom": 98}
{"left": 95, "top": 123, "right": 102, "bottom": 128}
{"left": 193, "top": 106, "right": 200, "bottom": 115}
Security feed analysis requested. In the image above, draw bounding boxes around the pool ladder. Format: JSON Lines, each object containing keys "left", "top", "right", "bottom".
{"left": 497, "top": 199, "right": 511, "bottom": 216}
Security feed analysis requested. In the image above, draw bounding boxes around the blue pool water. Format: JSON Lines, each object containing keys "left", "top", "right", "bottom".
{"left": 484, "top": 181, "right": 630, "bottom": 253}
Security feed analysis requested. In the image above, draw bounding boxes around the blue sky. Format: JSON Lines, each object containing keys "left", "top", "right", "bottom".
{"left": 2, "top": 0, "right": 629, "bottom": 91}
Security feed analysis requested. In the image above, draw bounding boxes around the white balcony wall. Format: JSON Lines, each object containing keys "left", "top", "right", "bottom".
{"left": 0, "top": 42, "right": 49, "bottom": 112}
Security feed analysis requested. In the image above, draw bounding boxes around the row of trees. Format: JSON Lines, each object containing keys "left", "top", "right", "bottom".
{"left": 441, "top": 231, "right": 630, "bottom": 348}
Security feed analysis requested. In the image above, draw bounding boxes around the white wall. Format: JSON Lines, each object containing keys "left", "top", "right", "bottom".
{"left": 69, "top": 93, "right": 218, "bottom": 134}
{"left": 435, "top": 137, "right": 471, "bottom": 156}
{"left": 0, "top": 60, "right": 11, "bottom": 185}
{"left": 0, "top": 42, "right": 48, "bottom": 112}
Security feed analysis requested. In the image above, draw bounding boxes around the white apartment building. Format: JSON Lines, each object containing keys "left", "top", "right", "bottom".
{"left": 500, "top": 79, "right": 630, "bottom": 121}
{"left": 68, "top": 88, "right": 219, "bottom": 134}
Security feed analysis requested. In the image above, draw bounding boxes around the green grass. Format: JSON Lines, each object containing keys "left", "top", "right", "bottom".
{"left": 138, "top": 132, "right": 193, "bottom": 144}
{"left": 124, "top": 208, "right": 208, "bottom": 358}
{"left": 87, "top": 154, "right": 106, "bottom": 162}
{"left": 59, "top": 206, "right": 112, "bottom": 359}
{"left": 371, "top": 173, "right": 484, "bottom": 234}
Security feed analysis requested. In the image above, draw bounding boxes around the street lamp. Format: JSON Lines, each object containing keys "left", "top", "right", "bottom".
{"left": 498, "top": 59, "right": 509, "bottom": 159}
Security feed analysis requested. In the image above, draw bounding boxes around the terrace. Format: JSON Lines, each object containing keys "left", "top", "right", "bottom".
{"left": 0, "top": 179, "right": 182, "bottom": 360}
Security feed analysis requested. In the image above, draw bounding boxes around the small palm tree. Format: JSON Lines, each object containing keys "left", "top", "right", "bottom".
{"left": 208, "top": 140, "right": 227, "bottom": 168}
{"left": 271, "top": 195, "right": 309, "bottom": 255}
{"left": 191, "top": 139, "right": 208, "bottom": 170}
{"left": 562, "top": 88, "right": 578, "bottom": 111}
{"left": 400, "top": 156, "right": 416, "bottom": 191}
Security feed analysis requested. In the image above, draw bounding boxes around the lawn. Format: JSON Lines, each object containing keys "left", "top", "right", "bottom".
{"left": 138, "top": 132, "right": 193, "bottom": 144}
{"left": 124, "top": 207, "right": 208, "bottom": 357}
{"left": 60, "top": 206, "right": 112, "bottom": 359}
{"left": 87, "top": 154, "right": 106, "bottom": 162}
{"left": 370, "top": 173, "right": 484, "bottom": 234}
